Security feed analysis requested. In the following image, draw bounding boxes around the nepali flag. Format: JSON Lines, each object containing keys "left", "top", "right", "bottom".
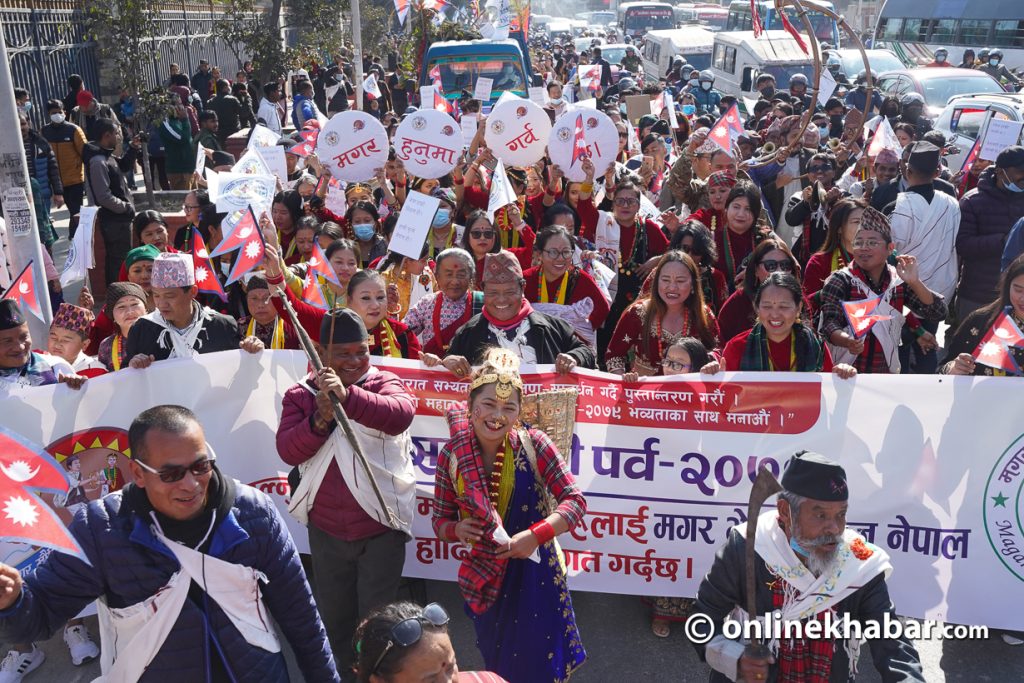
{"left": 0, "top": 428, "right": 90, "bottom": 563}
{"left": 306, "top": 240, "right": 340, "bottom": 286}
{"left": 290, "top": 128, "right": 319, "bottom": 159}
{"left": 708, "top": 102, "right": 745, "bottom": 154}
{"left": 779, "top": 10, "right": 809, "bottom": 54}
{"left": 973, "top": 309, "right": 1024, "bottom": 373}
{"left": 394, "top": 0, "right": 409, "bottom": 25}
{"left": 579, "top": 64, "right": 602, "bottom": 94}
{"left": 434, "top": 87, "right": 451, "bottom": 114}
{"left": 211, "top": 206, "right": 260, "bottom": 258}
{"left": 1, "top": 261, "right": 43, "bottom": 322}
{"left": 570, "top": 114, "right": 588, "bottom": 168}
{"left": 225, "top": 221, "right": 266, "bottom": 285}
{"left": 958, "top": 136, "right": 981, "bottom": 189}
{"left": 750, "top": 0, "right": 764, "bottom": 36}
{"left": 300, "top": 270, "right": 329, "bottom": 310}
{"left": 190, "top": 232, "right": 228, "bottom": 302}
{"left": 842, "top": 294, "right": 892, "bottom": 339}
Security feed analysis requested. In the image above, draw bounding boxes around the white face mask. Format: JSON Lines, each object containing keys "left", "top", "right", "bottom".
{"left": 50, "top": 113, "right": 65, "bottom": 124}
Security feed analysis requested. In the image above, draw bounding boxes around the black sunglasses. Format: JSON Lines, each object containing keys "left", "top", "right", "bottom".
{"left": 372, "top": 603, "right": 450, "bottom": 673}
{"left": 136, "top": 456, "right": 217, "bottom": 483}
{"left": 807, "top": 164, "right": 833, "bottom": 173}
{"left": 760, "top": 259, "right": 794, "bottom": 273}
{"left": 470, "top": 229, "right": 495, "bottom": 239}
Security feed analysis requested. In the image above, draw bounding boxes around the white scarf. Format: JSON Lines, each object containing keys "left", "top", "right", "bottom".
{"left": 488, "top": 318, "right": 536, "bottom": 364}
{"left": 733, "top": 510, "right": 892, "bottom": 670}
{"left": 290, "top": 368, "right": 415, "bottom": 536}
{"left": 142, "top": 302, "right": 214, "bottom": 359}
{"left": 94, "top": 513, "right": 280, "bottom": 682}
{"left": 532, "top": 298, "right": 597, "bottom": 347}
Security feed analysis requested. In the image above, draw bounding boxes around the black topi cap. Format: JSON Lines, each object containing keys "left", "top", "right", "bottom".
{"left": 781, "top": 451, "right": 848, "bottom": 501}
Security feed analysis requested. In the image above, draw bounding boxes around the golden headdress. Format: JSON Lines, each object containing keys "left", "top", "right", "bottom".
{"left": 469, "top": 348, "right": 524, "bottom": 401}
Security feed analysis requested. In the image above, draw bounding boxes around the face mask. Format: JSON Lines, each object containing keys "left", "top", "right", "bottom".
{"left": 352, "top": 223, "right": 376, "bottom": 240}
{"left": 620, "top": 103, "right": 628, "bottom": 115}
{"left": 818, "top": 126, "right": 829, "bottom": 140}
{"left": 22, "top": 101, "right": 32, "bottom": 114}
{"left": 50, "top": 113, "right": 65, "bottom": 124}
{"left": 432, "top": 208, "right": 451, "bottom": 228}
{"left": 1002, "top": 170, "right": 1024, "bottom": 193}
{"left": 790, "top": 536, "right": 809, "bottom": 557}
{"left": 550, "top": 96, "right": 564, "bottom": 106}
{"left": 688, "top": 78, "right": 699, "bottom": 88}
{"left": 759, "top": 86, "right": 775, "bottom": 99}
{"left": 682, "top": 104, "right": 696, "bottom": 116}
{"left": 700, "top": 82, "right": 712, "bottom": 91}
{"left": 990, "top": 58, "right": 1001, "bottom": 67}
{"left": 936, "top": 55, "right": 946, "bottom": 63}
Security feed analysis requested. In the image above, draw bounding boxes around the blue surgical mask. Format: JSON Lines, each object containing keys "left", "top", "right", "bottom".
{"left": 818, "top": 126, "right": 829, "bottom": 140}
{"left": 22, "top": 101, "right": 32, "bottom": 114}
{"left": 682, "top": 104, "right": 696, "bottom": 116}
{"left": 990, "top": 58, "right": 1001, "bottom": 67}
{"left": 688, "top": 78, "right": 698, "bottom": 87}
{"left": 790, "top": 536, "right": 809, "bottom": 557}
{"left": 352, "top": 222, "right": 376, "bottom": 240}
{"left": 1002, "top": 170, "right": 1024, "bottom": 193}
{"left": 700, "top": 82, "right": 712, "bottom": 91}
{"left": 620, "top": 103, "right": 628, "bottom": 115}
{"left": 432, "top": 208, "right": 451, "bottom": 228}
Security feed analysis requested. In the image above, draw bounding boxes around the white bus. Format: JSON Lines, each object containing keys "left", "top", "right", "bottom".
{"left": 641, "top": 26, "right": 716, "bottom": 82}
{"left": 873, "top": 0, "right": 1024, "bottom": 71}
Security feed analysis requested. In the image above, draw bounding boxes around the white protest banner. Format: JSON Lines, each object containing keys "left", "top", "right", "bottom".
{"left": 255, "top": 144, "right": 288, "bottom": 185}
{"left": 213, "top": 172, "right": 277, "bottom": 214}
{"left": 980, "top": 119, "right": 1024, "bottom": 162}
{"left": 420, "top": 85, "right": 437, "bottom": 109}
{"left": 486, "top": 158, "right": 517, "bottom": 221}
{"left": 393, "top": 109, "right": 462, "bottom": 179}
{"left": 664, "top": 92, "right": 679, "bottom": 130}
{"left": 548, "top": 109, "right": 618, "bottom": 182}
{"left": 322, "top": 176, "right": 348, "bottom": 217}
{"left": 817, "top": 68, "right": 837, "bottom": 108}
{"left": 461, "top": 113, "right": 478, "bottom": 149}
{"left": 388, "top": 191, "right": 441, "bottom": 258}
{"left": 246, "top": 124, "right": 280, "bottom": 149}
{"left": 316, "top": 111, "right": 389, "bottom": 182}
{"left": 572, "top": 98, "right": 597, "bottom": 111}
{"left": 473, "top": 77, "right": 494, "bottom": 103}
{"left": 205, "top": 168, "right": 220, "bottom": 201}
{"left": 485, "top": 98, "right": 552, "bottom": 167}
{"left": 231, "top": 146, "right": 272, "bottom": 176}
{"left": 194, "top": 143, "right": 207, "bottom": 177}
{"left": 2, "top": 355, "right": 1023, "bottom": 630}
{"left": 59, "top": 206, "right": 96, "bottom": 288}
{"left": 528, "top": 87, "right": 547, "bottom": 107}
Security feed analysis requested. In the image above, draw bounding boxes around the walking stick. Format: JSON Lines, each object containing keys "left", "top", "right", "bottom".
{"left": 275, "top": 290, "right": 400, "bottom": 529}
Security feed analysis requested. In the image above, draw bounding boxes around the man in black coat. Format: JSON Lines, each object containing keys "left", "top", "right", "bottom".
{"left": 441, "top": 251, "right": 596, "bottom": 376}
{"left": 126, "top": 253, "right": 264, "bottom": 367}
{"left": 690, "top": 452, "right": 924, "bottom": 683}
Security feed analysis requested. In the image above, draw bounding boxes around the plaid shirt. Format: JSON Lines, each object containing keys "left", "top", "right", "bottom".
{"left": 817, "top": 264, "right": 947, "bottom": 373}
{"left": 432, "top": 405, "right": 586, "bottom": 613}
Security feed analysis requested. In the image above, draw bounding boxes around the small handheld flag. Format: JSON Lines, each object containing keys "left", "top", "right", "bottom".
{"left": 190, "top": 232, "right": 228, "bottom": 302}
{"left": 225, "top": 222, "right": 267, "bottom": 285}
{"left": 1, "top": 262, "right": 43, "bottom": 322}
{"left": 973, "top": 309, "right": 1024, "bottom": 373}
{"left": 842, "top": 294, "right": 892, "bottom": 340}
{"left": 289, "top": 128, "right": 319, "bottom": 159}
{"left": 306, "top": 241, "right": 340, "bottom": 286}
{"left": 708, "top": 103, "right": 745, "bottom": 154}
{"left": 300, "top": 271, "right": 329, "bottom": 310}
{"left": 211, "top": 207, "right": 260, "bottom": 258}
{"left": 570, "top": 114, "right": 588, "bottom": 168}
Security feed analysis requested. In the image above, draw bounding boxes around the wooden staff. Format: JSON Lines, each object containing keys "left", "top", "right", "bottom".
{"left": 274, "top": 290, "right": 400, "bottom": 529}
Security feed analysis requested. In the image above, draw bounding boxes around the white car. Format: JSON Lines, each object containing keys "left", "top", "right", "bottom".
{"left": 934, "top": 93, "right": 1024, "bottom": 170}
{"left": 575, "top": 36, "right": 605, "bottom": 54}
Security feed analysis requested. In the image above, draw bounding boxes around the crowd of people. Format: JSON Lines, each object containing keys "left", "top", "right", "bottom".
{"left": 2, "top": 30, "right": 1024, "bottom": 683}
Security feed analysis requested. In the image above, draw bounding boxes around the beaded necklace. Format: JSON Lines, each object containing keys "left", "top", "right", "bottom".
{"left": 487, "top": 436, "right": 515, "bottom": 519}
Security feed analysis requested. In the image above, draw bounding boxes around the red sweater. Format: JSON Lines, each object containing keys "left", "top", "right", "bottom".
{"left": 576, "top": 197, "right": 670, "bottom": 260}
{"left": 722, "top": 327, "right": 834, "bottom": 372}
{"left": 523, "top": 266, "right": 610, "bottom": 329}
{"left": 277, "top": 370, "right": 415, "bottom": 541}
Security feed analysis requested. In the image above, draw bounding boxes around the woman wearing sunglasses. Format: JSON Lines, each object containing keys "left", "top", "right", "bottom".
{"left": 458, "top": 209, "right": 534, "bottom": 289}
{"left": 353, "top": 601, "right": 508, "bottom": 682}
{"left": 432, "top": 348, "right": 587, "bottom": 682}
{"left": 700, "top": 273, "right": 856, "bottom": 378}
{"left": 523, "top": 226, "right": 610, "bottom": 348}
{"left": 607, "top": 251, "right": 719, "bottom": 378}
{"left": 717, "top": 237, "right": 802, "bottom": 344}
{"left": 783, "top": 152, "right": 841, "bottom": 264}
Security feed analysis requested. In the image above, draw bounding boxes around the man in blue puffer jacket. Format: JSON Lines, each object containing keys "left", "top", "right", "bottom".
{"left": 0, "top": 405, "right": 339, "bottom": 683}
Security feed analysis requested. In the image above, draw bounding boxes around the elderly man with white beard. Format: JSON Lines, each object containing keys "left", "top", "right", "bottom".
{"left": 690, "top": 452, "right": 925, "bottom": 683}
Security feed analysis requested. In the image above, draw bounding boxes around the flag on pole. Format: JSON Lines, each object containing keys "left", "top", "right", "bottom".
{"left": 708, "top": 102, "right": 745, "bottom": 154}
{"left": 0, "top": 428, "right": 90, "bottom": 563}
{"left": 289, "top": 128, "right": 319, "bottom": 158}
{"left": 842, "top": 294, "right": 892, "bottom": 339}
{"left": 867, "top": 118, "right": 902, "bottom": 159}
{"left": 363, "top": 73, "right": 382, "bottom": 100}
{"left": 958, "top": 136, "right": 982, "bottom": 191}
{"left": 190, "top": 232, "right": 228, "bottom": 302}
{"left": 579, "top": 65, "right": 602, "bottom": 95}
{"left": 664, "top": 91, "right": 679, "bottom": 130}
{"left": 570, "top": 114, "right": 588, "bottom": 168}
{"left": 750, "top": 0, "right": 764, "bottom": 36}
{"left": 434, "top": 86, "right": 451, "bottom": 114}
{"left": 225, "top": 223, "right": 266, "bottom": 285}
{"left": 779, "top": 11, "right": 808, "bottom": 53}
{"left": 1, "top": 262, "right": 43, "bottom": 321}
{"left": 306, "top": 241, "right": 340, "bottom": 286}
{"left": 210, "top": 207, "right": 260, "bottom": 258}
{"left": 486, "top": 159, "right": 518, "bottom": 222}
{"left": 973, "top": 309, "right": 1024, "bottom": 373}
{"left": 300, "top": 271, "right": 329, "bottom": 310}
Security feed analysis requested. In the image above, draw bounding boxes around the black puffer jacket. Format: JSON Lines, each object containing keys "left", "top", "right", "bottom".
{"left": 956, "top": 167, "right": 1024, "bottom": 303}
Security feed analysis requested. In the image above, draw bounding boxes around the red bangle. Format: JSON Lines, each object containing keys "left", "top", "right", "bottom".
{"left": 453, "top": 177, "right": 464, "bottom": 186}
{"left": 529, "top": 520, "right": 556, "bottom": 545}
{"left": 266, "top": 272, "right": 285, "bottom": 285}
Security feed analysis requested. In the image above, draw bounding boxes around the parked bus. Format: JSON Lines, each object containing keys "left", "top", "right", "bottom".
{"left": 618, "top": 2, "right": 677, "bottom": 39}
{"left": 725, "top": 0, "right": 840, "bottom": 47}
{"left": 873, "top": 0, "right": 1024, "bottom": 71}
{"left": 677, "top": 6, "right": 728, "bottom": 32}
{"left": 642, "top": 26, "right": 716, "bottom": 82}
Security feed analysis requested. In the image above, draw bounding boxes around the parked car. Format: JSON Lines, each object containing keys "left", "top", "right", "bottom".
{"left": 875, "top": 68, "right": 1005, "bottom": 118}
{"left": 933, "top": 93, "right": 1024, "bottom": 170}
{"left": 823, "top": 48, "right": 904, "bottom": 85}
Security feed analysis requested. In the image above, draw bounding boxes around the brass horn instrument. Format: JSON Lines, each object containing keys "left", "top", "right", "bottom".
{"left": 827, "top": 137, "right": 842, "bottom": 151}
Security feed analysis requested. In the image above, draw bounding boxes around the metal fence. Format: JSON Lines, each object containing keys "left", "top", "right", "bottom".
{"left": 2, "top": 0, "right": 251, "bottom": 129}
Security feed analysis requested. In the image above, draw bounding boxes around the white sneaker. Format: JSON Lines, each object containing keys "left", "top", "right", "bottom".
{"left": 63, "top": 624, "right": 100, "bottom": 666}
{"left": 0, "top": 646, "right": 44, "bottom": 682}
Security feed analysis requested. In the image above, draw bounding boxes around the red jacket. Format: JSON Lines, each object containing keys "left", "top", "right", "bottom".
{"left": 277, "top": 369, "right": 415, "bottom": 541}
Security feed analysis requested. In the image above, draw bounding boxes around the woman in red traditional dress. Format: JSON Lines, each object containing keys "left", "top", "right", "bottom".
{"left": 713, "top": 180, "right": 763, "bottom": 294}
{"left": 407, "top": 248, "right": 483, "bottom": 358}
{"left": 523, "top": 226, "right": 610, "bottom": 347}
{"left": 717, "top": 237, "right": 802, "bottom": 344}
{"left": 460, "top": 209, "right": 534, "bottom": 289}
{"left": 605, "top": 250, "right": 719, "bottom": 377}
{"left": 803, "top": 198, "right": 863, "bottom": 317}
